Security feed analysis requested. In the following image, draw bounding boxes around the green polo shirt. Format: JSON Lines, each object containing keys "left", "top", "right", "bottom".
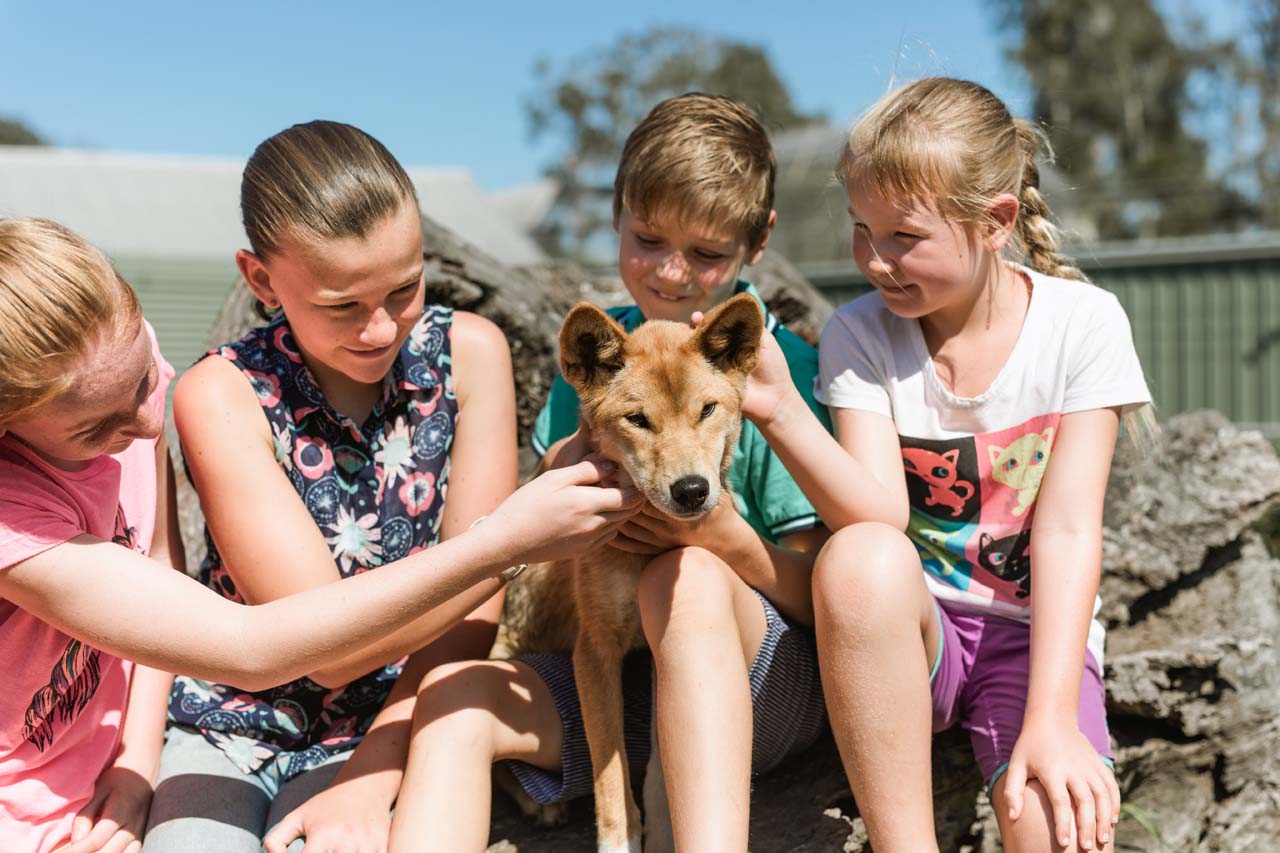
{"left": 531, "top": 280, "right": 832, "bottom": 542}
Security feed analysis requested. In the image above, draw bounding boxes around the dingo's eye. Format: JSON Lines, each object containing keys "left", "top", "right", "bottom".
{"left": 625, "top": 413, "right": 651, "bottom": 430}
{"left": 700, "top": 402, "right": 717, "bottom": 420}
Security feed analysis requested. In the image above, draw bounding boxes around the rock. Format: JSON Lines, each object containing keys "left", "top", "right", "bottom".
{"left": 1097, "top": 412, "right": 1280, "bottom": 852}
{"left": 1100, "top": 410, "right": 1280, "bottom": 626}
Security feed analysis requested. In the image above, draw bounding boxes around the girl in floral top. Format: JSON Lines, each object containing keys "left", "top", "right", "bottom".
{"left": 144, "top": 121, "right": 640, "bottom": 853}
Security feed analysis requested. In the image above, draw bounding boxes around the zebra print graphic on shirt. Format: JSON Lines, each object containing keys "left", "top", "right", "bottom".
{"left": 21, "top": 640, "right": 103, "bottom": 752}
{"left": 21, "top": 501, "right": 140, "bottom": 752}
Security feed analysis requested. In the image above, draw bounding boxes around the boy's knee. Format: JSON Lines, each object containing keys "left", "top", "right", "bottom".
{"left": 812, "top": 522, "right": 920, "bottom": 615}
{"left": 638, "top": 546, "right": 734, "bottom": 615}
{"left": 637, "top": 546, "right": 738, "bottom": 641}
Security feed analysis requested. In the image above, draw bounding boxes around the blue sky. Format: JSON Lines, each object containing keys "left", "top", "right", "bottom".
{"left": 0, "top": 0, "right": 1244, "bottom": 190}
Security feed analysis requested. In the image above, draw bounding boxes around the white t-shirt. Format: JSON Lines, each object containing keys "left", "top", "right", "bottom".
{"left": 816, "top": 267, "right": 1151, "bottom": 665}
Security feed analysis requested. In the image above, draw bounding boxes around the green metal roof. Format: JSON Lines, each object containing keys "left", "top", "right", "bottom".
{"left": 111, "top": 254, "right": 240, "bottom": 377}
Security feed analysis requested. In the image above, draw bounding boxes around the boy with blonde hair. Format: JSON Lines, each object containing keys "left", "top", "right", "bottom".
{"left": 390, "top": 93, "right": 831, "bottom": 852}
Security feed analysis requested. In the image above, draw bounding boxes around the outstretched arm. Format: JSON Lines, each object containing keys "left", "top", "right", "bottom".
{"left": 0, "top": 455, "right": 639, "bottom": 692}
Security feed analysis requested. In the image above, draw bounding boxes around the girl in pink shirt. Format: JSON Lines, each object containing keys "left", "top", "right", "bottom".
{"left": 0, "top": 218, "right": 640, "bottom": 853}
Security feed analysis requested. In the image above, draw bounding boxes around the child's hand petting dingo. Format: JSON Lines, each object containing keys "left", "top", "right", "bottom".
{"left": 612, "top": 496, "right": 742, "bottom": 556}
{"left": 690, "top": 310, "right": 795, "bottom": 428}
{"left": 741, "top": 329, "right": 798, "bottom": 428}
{"left": 486, "top": 456, "right": 643, "bottom": 566}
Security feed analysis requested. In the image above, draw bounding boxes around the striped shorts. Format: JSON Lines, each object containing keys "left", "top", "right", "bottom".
{"left": 504, "top": 590, "right": 827, "bottom": 804}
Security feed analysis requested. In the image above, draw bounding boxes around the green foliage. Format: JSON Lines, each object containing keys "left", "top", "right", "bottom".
{"left": 0, "top": 116, "right": 45, "bottom": 146}
{"left": 1238, "top": 0, "right": 1280, "bottom": 228}
{"left": 989, "top": 0, "right": 1253, "bottom": 239}
{"left": 525, "top": 27, "right": 822, "bottom": 260}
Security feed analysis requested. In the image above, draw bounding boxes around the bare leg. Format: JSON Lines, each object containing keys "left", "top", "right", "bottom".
{"left": 992, "top": 776, "right": 1115, "bottom": 853}
{"left": 640, "top": 718, "right": 674, "bottom": 853}
{"left": 389, "top": 660, "right": 563, "bottom": 853}
{"left": 812, "top": 522, "right": 941, "bottom": 853}
{"left": 637, "top": 546, "right": 767, "bottom": 853}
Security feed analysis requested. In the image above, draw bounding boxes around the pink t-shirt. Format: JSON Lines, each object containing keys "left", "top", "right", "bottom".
{"left": 0, "top": 326, "right": 173, "bottom": 853}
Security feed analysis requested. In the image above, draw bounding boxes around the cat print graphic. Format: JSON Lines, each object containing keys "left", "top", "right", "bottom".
{"left": 988, "top": 428, "right": 1054, "bottom": 516}
{"left": 902, "top": 447, "right": 975, "bottom": 518}
{"left": 978, "top": 529, "right": 1031, "bottom": 598}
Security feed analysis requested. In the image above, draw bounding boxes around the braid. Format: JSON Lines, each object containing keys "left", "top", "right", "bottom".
{"left": 1013, "top": 121, "right": 1085, "bottom": 281}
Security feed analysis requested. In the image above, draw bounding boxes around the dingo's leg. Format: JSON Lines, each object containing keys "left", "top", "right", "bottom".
{"left": 575, "top": 634, "right": 642, "bottom": 853}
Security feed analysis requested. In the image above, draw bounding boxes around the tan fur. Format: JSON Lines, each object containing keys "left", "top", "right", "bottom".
{"left": 497, "top": 294, "right": 763, "bottom": 852}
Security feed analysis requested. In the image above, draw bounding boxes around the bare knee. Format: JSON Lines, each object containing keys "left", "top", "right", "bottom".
{"left": 637, "top": 546, "right": 736, "bottom": 642}
{"left": 993, "top": 778, "right": 1105, "bottom": 853}
{"left": 812, "top": 522, "right": 923, "bottom": 632}
{"left": 414, "top": 660, "right": 506, "bottom": 731}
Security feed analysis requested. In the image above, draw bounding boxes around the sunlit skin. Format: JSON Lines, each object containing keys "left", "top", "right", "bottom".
{"left": 235, "top": 201, "right": 426, "bottom": 420}
{"left": 0, "top": 318, "right": 162, "bottom": 470}
{"left": 848, "top": 181, "right": 1020, "bottom": 334}
{"left": 614, "top": 208, "right": 774, "bottom": 323}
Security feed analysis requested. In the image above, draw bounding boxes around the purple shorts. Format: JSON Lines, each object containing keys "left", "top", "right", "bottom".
{"left": 929, "top": 601, "right": 1113, "bottom": 787}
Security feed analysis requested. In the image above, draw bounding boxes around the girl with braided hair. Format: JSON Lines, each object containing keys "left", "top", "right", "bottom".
{"left": 734, "top": 77, "right": 1154, "bottom": 851}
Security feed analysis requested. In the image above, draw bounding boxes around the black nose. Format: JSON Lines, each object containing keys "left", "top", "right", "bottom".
{"left": 670, "top": 476, "right": 710, "bottom": 510}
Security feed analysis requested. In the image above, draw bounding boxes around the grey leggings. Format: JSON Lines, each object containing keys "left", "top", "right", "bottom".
{"left": 142, "top": 726, "right": 351, "bottom": 853}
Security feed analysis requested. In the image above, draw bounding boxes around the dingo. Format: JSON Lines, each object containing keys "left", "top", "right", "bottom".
{"left": 499, "top": 293, "right": 763, "bottom": 852}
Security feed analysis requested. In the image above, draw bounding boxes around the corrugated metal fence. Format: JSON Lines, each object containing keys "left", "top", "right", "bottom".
{"left": 799, "top": 233, "right": 1280, "bottom": 437}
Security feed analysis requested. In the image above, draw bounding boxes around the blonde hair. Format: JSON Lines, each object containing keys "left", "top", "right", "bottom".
{"left": 838, "top": 77, "right": 1083, "bottom": 281}
{"left": 614, "top": 93, "right": 775, "bottom": 250}
{"left": 840, "top": 77, "right": 1160, "bottom": 451}
{"left": 0, "top": 218, "right": 141, "bottom": 422}
{"left": 242, "top": 120, "right": 418, "bottom": 258}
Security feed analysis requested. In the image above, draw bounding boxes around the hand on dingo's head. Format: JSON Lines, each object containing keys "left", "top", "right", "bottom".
{"left": 691, "top": 308, "right": 791, "bottom": 426}
{"left": 743, "top": 328, "right": 796, "bottom": 427}
{"left": 486, "top": 455, "right": 644, "bottom": 566}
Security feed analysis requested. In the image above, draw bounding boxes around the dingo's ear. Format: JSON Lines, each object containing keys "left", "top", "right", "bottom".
{"left": 560, "top": 303, "right": 627, "bottom": 392}
{"left": 692, "top": 293, "right": 764, "bottom": 377}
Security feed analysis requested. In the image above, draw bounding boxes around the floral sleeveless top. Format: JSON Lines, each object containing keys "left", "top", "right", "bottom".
{"left": 168, "top": 306, "right": 457, "bottom": 779}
